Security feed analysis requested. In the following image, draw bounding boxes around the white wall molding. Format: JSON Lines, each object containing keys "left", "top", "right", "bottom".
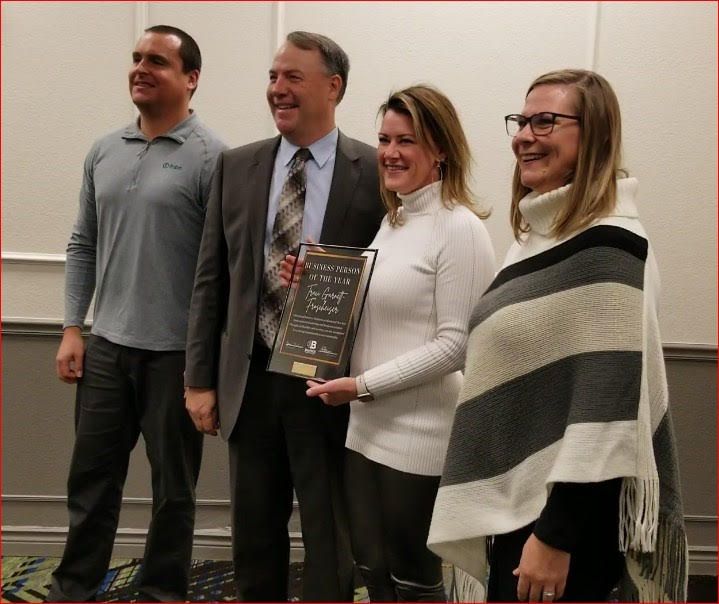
{"left": 663, "top": 344, "right": 717, "bottom": 362}
{"left": 2, "top": 494, "right": 302, "bottom": 560}
{"left": 8, "top": 494, "right": 711, "bottom": 522}
{"left": 2, "top": 493, "right": 230, "bottom": 506}
{"left": 688, "top": 545, "right": 718, "bottom": 575}
{"left": 684, "top": 514, "right": 719, "bottom": 524}
{"left": 2, "top": 525, "right": 303, "bottom": 562}
{"left": 1, "top": 318, "right": 74, "bottom": 334}
{"left": 134, "top": 1, "right": 149, "bottom": 40}
{"left": 586, "top": 1, "right": 600, "bottom": 70}
{"left": 2, "top": 251, "right": 66, "bottom": 265}
{"left": 2, "top": 524, "right": 714, "bottom": 573}
{"left": 273, "top": 1, "right": 286, "bottom": 50}
{"left": 2, "top": 320, "right": 716, "bottom": 361}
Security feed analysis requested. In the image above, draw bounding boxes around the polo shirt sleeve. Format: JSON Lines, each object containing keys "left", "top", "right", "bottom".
{"left": 64, "top": 144, "right": 99, "bottom": 329}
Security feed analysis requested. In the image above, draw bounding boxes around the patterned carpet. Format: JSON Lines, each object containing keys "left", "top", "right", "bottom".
{"left": 0, "top": 557, "right": 369, "bottom": 602}
{"left": 2, "top": 555, "right": 716, "bottom": 602}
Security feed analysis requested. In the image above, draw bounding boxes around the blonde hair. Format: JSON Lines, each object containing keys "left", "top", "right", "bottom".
{"left": 378, "top": 84, "right": 489, "bottom": 226}
{"left": 511, "top": 69, "right": 625, "bottom": 240}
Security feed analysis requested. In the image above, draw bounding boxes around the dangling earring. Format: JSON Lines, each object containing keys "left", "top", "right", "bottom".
{"left": 436, "top": 160, "right": 444, "bottom": 181}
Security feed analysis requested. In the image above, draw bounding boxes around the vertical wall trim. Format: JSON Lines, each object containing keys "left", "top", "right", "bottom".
{"left": 131, "top": 2, "right": 149, "bottom": 122}
{"left": 134, "top": 2, "right": 149, "bottom": 40}
{"left": 586, "top": 2, "right": 601, "bottom": 70}
{"left": 268, "top": 1, "right": 286, "bottom": 138}
{"left": 274, "top": 1, "right": 286, "bottom": 50}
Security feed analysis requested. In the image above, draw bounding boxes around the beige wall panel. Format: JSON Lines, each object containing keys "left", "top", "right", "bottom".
{"left": 146, "top": 1, "right": 276, "bottom": 147}
{"left": 666, "top": 356, "right": 717, "bottom": 517}
{"left": 1, "top": 2, "right": 135, "bottom": 254}
{"left": 594, "top": 2, "right": 717, "bottom": 344}
{"left": 2, "top": 334, "right": 74, "bottom": 491}
{"left": 2, "top": 263, "right": 66, "bottom": 321}
{"left": 283, "top": 1, "right": 594, "bottom": 264}
{"left": 2, "top": 332, "right": 714, "bottom": 566}
{"left": 1, "top": 332, "right": 230, "bottom": 513}
{"left": 3, "top": 2, "right": 716, "bottom": 347}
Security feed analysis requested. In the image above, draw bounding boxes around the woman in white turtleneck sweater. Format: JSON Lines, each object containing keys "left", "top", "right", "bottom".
{"left": 304, "top": 85, "right": 495, "bottom": 601}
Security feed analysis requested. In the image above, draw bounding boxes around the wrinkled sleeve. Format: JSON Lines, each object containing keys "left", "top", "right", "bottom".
{"left": 363, "top": 215, "right": 495, "bottom": 397}
{"left": 184, "top": 152, "right": 229, "bottom": 387}
{"left": 64, "top": 145, "right": 99, "bottom": 328}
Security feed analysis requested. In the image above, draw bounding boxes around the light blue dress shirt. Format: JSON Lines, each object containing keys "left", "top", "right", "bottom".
{"left": 264, "top": 128, "right": 338, "bottom": 259}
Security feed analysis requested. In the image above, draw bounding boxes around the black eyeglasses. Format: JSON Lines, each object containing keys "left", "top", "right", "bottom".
{"left": 504, "top": 112, "right": 580, "bottom": 137}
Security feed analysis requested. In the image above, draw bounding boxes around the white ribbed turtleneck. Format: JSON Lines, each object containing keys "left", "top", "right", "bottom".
{"left": 397, "top": 181, "right": 444, "bottom": 215}
{"left": 347, "top": 183, "right": 496, "bottom": 476}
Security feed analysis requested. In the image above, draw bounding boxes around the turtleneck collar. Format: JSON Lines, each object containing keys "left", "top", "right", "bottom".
{"left": 518, "top": 177, "right": 640, "bottom": 236}
{"left": 397, "top": 180, "right": 443, "bottom": 215}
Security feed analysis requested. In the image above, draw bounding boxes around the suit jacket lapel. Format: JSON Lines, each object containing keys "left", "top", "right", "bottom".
{"left": 320, "top": 131, "right": 361, "bottom": 244}
{"left": 249, "top": 136, "right": 281, "bottom": 274}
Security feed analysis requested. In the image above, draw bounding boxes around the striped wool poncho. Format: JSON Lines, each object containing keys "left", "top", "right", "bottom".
{"left": 428, "top": 179, "right": 688, "bottom": 602}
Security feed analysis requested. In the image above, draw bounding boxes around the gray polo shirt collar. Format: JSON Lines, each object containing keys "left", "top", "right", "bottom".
{"left": 121, "top": 111, "right": 199, "bottom": 143}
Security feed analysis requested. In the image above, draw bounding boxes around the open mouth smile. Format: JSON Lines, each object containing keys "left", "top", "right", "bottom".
{"left": 520, "top": 153, "right": 547, "bottom": 164}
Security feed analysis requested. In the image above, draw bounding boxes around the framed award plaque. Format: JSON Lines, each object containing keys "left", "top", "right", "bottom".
{"left": 267, "top": 242, "right": 378, "bottom": 380}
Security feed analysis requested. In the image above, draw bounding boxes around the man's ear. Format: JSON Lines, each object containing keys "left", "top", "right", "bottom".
{"left": 328, "top": 74, "right": 342, "bottom": 102}
{"left": 187, "top": 69, "right": 200, "bottom": 93}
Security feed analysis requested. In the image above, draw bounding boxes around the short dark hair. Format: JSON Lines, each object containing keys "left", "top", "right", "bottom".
{"left": 145, "top": 24, "right": 202, "bottom": 73}
{"left": 286, "top": 31, "right": 349, "bottom": 103}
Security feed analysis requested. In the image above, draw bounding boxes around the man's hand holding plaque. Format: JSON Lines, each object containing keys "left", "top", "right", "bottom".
{"left": 279, "top": 254, "right": 303, "bottom": 289}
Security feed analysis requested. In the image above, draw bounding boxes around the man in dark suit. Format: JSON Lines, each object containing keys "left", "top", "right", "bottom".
{"left": 184, "top": 31, "right": 384, "bottom": 601}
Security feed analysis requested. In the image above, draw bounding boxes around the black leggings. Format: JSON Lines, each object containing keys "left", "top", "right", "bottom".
{"left": 344, "top": 449, "right": 446, "bottom": 602}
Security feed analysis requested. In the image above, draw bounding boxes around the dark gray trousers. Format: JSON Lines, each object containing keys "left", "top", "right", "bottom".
{"left": 228, "top": 342, "right": 354, "bottom": 602}
{"left": 47, "top": 335, "right": 203, "bottom": 602}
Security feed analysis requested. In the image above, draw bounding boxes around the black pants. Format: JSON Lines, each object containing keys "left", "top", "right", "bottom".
{"left": 228, "top": 343, "right": 353, "bottom": 602}
{"left": 47, "top": 335, "right": 203, "bottom": 602}
{"left": 344, "top": 449, "right": 446, "bottom": 602}
{"left": 488, "top": 516, "right": 624, "bottom": 602}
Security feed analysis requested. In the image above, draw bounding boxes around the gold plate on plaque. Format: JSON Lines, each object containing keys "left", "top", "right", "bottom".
{"left": 291, "top": 361, "right": 317, "bottom": 377}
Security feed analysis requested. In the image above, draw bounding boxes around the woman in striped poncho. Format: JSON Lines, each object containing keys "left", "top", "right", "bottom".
{"left": 428, "top": 70, "right": 687, "bottom": 602}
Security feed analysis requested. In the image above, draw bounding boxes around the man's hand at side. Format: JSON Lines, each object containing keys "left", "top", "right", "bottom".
{"left": 56, "top": 326, "right": 85, "bottom": 384}
{"left": 185, "top": 387, "right": 219, "bottom": 436}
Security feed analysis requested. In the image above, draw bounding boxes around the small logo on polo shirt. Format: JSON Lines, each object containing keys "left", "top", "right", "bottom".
{"left": 163, "top": 162, "right": 182, "bottom": 170}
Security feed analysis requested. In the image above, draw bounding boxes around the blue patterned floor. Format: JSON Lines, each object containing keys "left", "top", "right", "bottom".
{"left": 0, "top": 557, "right": 369, "bottom": 602}
{"left": 1, "top": 557, "right": 233, "bottom": 602}
{"left": 2, "top": 556, "right": 715, "bottom": 602}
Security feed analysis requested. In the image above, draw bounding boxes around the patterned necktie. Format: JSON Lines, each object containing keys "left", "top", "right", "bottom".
{"left": 257, "top": 147, "right": 312, "bottom": 348}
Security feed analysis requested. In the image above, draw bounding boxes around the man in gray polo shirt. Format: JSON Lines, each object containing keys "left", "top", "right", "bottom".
{"left": 49, "top": 25, "right": 226, "bottom": 602}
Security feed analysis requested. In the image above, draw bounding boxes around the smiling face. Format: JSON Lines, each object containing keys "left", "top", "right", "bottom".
{"left": 377, "top": 109, "right": 441, "bottom": 196}
{"left": 129, "top": 32, "right": 197, "bottom": 114}
{"left": 512, "top": 84, "right": 580, "bottom": 194}
{"left": 266, "top": 43, "right": 341, "bottom": 147}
